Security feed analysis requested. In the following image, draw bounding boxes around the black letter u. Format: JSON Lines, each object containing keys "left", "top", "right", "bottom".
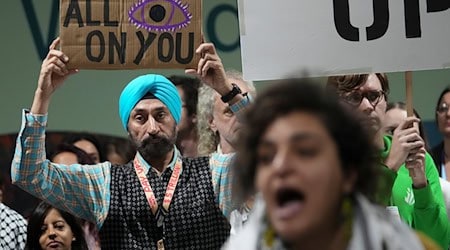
{"left": 333, "top": 0, "right": 390, "bottom": 41}
{"left": 366, "top": 0, "right": 389, "bottom": 40}
{"left": 333, "top": 0, "right": 359, "bottom": 41}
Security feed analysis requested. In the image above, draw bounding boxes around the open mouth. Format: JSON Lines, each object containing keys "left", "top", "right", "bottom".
{"left": 274, "top": 188, "right": 305, "bottom": 219}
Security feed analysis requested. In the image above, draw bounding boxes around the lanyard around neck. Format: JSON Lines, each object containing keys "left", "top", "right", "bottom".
{"left": 133, "top": 156, "right": 183, "bottom": 215}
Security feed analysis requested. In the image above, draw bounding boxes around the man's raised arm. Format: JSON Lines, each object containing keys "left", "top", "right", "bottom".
{"left": 11, "top": 38, "right": 111, "bottom": 228}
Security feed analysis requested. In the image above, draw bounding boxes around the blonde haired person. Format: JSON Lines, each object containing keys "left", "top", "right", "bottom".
{"left": 197, "top": 70, "right": 256, "bottom": 220}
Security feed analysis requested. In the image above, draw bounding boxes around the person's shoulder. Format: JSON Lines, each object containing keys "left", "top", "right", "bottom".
{"left": 222, "top": 197, "right": 265, "bottom": 250}
{"left": 184, "top": 156, "right": 220, "bottom": 183}
{"left": 183, "top": 156, "right": 210, "bottom": 167}
{"left": 439, "top": 178, "right": 450, "bottom": 201}
{"left": 110, "top": 161, "right": 133, "bottom": 172}
{"left": 0, "top": 204, "right": 27, "bottom": 250}
{"left": 1, "top": 203, "right": 20, "bottom": 216}
{"left": 0, "top": 203, "right": 27, "bottom": 226}
{"left": 439, "top": 178, "right": 450, "bottom": 193}
{"left": 354, "top": 195, "right": 427, "bottom": 250}
{"left": 414, "top": 231, "right": 442, "bottom": 250}
{"left": 439, "top": 178, "right": 450, "bottom": 220}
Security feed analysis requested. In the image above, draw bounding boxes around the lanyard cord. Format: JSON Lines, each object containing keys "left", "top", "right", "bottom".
{"left": 133, "top": 156, "right": 183, "bottom": 215}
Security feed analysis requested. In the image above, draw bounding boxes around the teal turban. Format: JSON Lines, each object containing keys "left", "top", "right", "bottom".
{"left": 119, "top": 74, "right": 181, "bottom": 131}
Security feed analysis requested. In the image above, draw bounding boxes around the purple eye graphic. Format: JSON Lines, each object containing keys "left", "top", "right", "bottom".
{"left": 128, "top": 0, "right": 192, "bottom": 32}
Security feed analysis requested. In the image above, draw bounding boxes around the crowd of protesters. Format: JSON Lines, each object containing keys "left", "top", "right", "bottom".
{"left": 0, "top": 33, "right": 449, "bottom": 250}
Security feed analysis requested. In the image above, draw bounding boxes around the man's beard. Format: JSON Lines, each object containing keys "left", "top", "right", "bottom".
{"left": 131, "top": 128, "right": 177, "bottom": 161}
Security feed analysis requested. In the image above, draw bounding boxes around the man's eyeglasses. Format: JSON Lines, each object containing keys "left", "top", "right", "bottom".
{"left": 436, "top": 103, "right": 450, "bottom": 115}
{"left": 342, "top": 90, "right": 386, "bottom": 107}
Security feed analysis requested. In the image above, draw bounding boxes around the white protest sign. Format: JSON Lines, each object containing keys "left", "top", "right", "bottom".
{"left": 238, "top": 0, "right": 450, "bottom": 80}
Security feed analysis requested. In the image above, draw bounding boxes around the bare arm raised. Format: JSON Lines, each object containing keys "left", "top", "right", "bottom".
{"left": 31, "top": 38, "right": 78, "bottom": 114}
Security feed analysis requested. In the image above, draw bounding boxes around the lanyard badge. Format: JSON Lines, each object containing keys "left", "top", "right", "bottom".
{"left": 155, "top": 207, "right": 169, "bottom": 228}
{"left": 157, "top": 239, "right": 165, "bottom": 250}
{"left": 134, "top": 155, "right": 183, "bottom": 249}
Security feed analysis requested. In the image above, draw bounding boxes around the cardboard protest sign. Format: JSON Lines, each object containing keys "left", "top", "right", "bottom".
{"left": 60, "top": 0, "right": 201, "bottom": 69}
{"left": 238, "top": 0, "right": 450, "bottom": 80}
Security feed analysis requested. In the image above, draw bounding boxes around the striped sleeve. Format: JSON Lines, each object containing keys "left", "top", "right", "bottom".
{"left": 211, "top": 92, "right": 253, "bottom": 218}
{"left": 11, "top": 109, "right": 111, "bottom": 228}
{"left": 229, "top": 93, "right": 253, "bottom": 121}
{"left": 210, "top": 152, "right": 235, "bottom": 219}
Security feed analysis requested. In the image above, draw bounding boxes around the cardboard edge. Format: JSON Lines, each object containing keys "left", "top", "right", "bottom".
{"left": 323, "top": 67, "right": 374, "bottom": 76}
{"left": 237, "top": 0, "right": 245, "bottom": 36}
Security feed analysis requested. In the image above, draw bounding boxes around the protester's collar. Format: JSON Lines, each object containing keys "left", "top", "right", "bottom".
{"left": 135, "top": 146, "right": 181, "bottom": 175}
{"left": 216, "top": 144, "right": 235, "bottom": 156}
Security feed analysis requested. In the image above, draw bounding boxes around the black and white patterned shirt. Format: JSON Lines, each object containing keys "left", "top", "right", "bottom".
{"left": 99, "top": 157, "right": 231, "bottom": 249}
{"left": 0, "top": 202, "right": 27, "bottom": 250}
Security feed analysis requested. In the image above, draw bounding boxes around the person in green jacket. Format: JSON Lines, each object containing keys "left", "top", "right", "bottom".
{"left": 327, "top": 73, "right": 450, "bottom": 249}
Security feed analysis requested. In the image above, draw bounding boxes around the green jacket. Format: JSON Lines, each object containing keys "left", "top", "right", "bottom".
{"left": 380, "top": 135, "right": 450, "bottom": 249}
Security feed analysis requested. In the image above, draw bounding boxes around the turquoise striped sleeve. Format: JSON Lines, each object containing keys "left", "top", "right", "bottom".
{"left": 11, "top": 109, "right": 111, "bottom": 228}
{"left": 230, "top": 93, "right": 253, "bottom": 121}
{"left": 210, "top": 152, "right": 235, "bottom": 219}
{"left": 210, "top": 91, "right": 252, "bottom": 218}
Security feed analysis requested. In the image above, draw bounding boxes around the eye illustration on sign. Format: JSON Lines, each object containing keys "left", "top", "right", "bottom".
{"left": 128, "top": 0, "right": 192, "bottom": 32}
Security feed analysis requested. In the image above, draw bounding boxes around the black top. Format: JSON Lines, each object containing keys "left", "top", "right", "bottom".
{"left": 431, "top": 142, "right": 443, "bottom": 176}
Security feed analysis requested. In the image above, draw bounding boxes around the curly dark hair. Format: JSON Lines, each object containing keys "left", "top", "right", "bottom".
{"left": 25, "top": 202, "right": 88, "bottom": 250}
{"left": 233, "top": 78, "right": 380, "bottom": 202}
{"left": 168, "top": 75, "right": 201, "bottom": 117}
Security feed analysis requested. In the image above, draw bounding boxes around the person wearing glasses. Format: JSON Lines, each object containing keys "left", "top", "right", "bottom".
{"left": 432, "top": 86, "right": 450, "bottom": 181}
{"left": 431, "top": 87, "right": 450, "bottom": 224}
{"left": 327, "top": 74, "right": 450, "bottom": 250}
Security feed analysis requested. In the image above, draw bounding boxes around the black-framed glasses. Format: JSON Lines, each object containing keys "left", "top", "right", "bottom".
{"left": 437, "top": 103, "right": 450, "bottom": 115}
{"left": 342, "top": 90, "right": 385, "bottom": 107}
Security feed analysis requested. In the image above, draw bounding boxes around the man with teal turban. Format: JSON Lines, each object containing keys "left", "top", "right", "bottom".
{"left": 118, "top": 74, "right": 182, "bottom": 130}
{"left": 11, "top": 39, "right": 251, "bottom": 249}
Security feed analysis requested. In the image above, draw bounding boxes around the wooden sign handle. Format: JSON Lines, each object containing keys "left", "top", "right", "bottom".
{"left": 405, "top": 71, "right": 413, "bottom": 117}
